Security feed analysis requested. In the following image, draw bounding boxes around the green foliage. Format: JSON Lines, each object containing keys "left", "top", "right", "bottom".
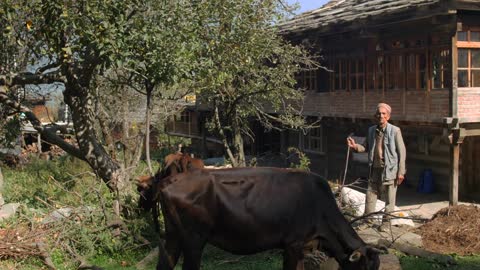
{"left": 400, "top": 254, "right": 480, "bottom": 270}
{"left": 2, "top": 156, "right": 93, "bottom": 207}
{"left": 287, "top": 147, "right": 310, "bottom": 171}
{"left": 195, "top": 246, "right": 283, "bottom": 270}
{"left": 188, "top": 0, "right": 315, "bottom": 164}
{"left": 0, "top": 116, "right": 21, "bottom": 147}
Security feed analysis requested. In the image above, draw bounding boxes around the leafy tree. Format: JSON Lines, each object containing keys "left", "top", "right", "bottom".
{"left": 0, "top": 0, "right": 196, "bottom": 195}
{"left": 192, "top": 0, "right": 315, "bottom": 166}
{"left": 119, "top": 0, "right": 196, "bottom": 174}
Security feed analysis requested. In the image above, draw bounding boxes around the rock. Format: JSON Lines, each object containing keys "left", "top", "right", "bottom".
{"left": 357, "top": 226, "right": 423, "bottom": 248}
{"left": 318, "top": 258, "right": 339, "bottom": 270}
{"left": 0, "top": 203, "right": 20, "bottom": 221}
{"left": 379, "top": 254, "right": 401, "bottom": 270}
{"left": 42, "top": 208, "right": 73, "bottom": 224}
{"left": 42, "top": 207, "right": 94, "bottom": 224}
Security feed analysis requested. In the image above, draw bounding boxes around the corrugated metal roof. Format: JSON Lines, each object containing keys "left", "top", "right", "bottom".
{"left": 279, "top": 0, "right": 444, "bottom": 35}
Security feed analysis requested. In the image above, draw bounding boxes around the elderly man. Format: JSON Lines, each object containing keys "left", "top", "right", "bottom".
{"left": 347, "top": 103, "right": 406, "bottom": 230}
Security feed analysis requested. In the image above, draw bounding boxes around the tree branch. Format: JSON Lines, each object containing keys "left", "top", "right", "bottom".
{"left": 0, "top": 72, "right": 65, "bottom": 87}
{"left": 0, "top": 86, "right": 84, "bottom": 160}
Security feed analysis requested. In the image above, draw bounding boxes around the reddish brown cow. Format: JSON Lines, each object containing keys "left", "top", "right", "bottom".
{"left": 138, "top": 167, "right": 380, "bottom": 270}
{"left": 137, "top": 153, "right": 204, "bottom": 232}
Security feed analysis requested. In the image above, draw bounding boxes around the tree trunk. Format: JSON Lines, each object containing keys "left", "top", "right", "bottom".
{"left": 63, "top": 80, "right": 121, "bottom": 192}
{"left": 214, "top": 105, "right": 238, "bottom": 167}
{"left": 232, "top": 117, "right": 246, "bottom": 167}
{"left": 145, "top": 82, "right": 153, "bottom": 175}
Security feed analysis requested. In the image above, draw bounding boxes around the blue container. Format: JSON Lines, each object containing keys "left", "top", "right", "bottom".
{"left": 418, "top": 169, "right": 434, "bottom": 193}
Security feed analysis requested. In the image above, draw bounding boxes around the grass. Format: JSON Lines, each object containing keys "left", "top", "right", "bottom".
{"left": 400, "top": 254, "right": 480, "bottom": 270}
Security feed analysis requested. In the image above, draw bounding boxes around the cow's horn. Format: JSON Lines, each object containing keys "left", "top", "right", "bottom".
{"left": 349, "top": 250, "right": 362, "bottom": 262}
{"left": 369, "top": 246, "right": 387, "bottom": 254}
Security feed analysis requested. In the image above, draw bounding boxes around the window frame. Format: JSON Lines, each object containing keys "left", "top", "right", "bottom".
{"left": 303, "top": 126, "right": 324, "bottom": 154}
{"left": 457, "top": 28, "right": 480, "bottom": 88}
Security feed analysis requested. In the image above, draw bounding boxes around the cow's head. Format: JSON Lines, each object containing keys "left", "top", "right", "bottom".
{"left": 341, "top": 246, "right": 380, "bottom": 270}
{"left": 136, "top": 172, "right": 179, "bottom": 212}
{"left": 136, "top": 175, "right": 157, "bottom": 211}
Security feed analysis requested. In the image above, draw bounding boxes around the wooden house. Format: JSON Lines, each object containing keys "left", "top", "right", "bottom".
{"left": 276, "top": 0, "right": 480, "bottom": 204}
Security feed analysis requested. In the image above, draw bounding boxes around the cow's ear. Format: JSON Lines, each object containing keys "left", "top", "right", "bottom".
{"left": 136, "top": 175, "right": 153, "bottom": 189}
{"left": 349, "top": 250, "right": 362, "bottom": 262}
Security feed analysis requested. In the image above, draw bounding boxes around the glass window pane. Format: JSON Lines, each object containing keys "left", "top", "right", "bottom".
{"left": 472, "top": 49, "right": 480, "bottom": 68}
{"left": 419, "top": 53, "right": 426, "bottom": 70}
{"left": 458, "top": 70, "right": 468, "bottom": 87}
{"left": 472, "top": 70, "right": 480, "bottom": 87}
{"left": 471, "top": 31, "right": 480, "bottom": 42}
{"left": 351, "top": 77, "right": 357, "bottom": 90}
{"left": 420, "top": 72, "right": 427, "bottom": 89}
{"left": 458, "top": 31, "right": 467, "bottom": 41}
{"left": 458, "top": 49, "right": 468, "bottom": 68}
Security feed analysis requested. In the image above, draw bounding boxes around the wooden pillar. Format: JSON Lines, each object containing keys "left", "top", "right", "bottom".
{"left": 448, "top": 23, "right": 460, "bottom": 206}
{"left": 450, "top": 142, "right": 460, "bottom": 206}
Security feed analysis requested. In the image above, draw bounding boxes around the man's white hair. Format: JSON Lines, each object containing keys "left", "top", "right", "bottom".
{"left": 377, "top": 103, "right": 391, "bottom": 114}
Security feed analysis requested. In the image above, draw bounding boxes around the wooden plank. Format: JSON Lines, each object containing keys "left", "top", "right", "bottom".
{"left": 451, "top": 28, "right": 459, "bottom": 119}
{"left": 457, "top": 41, "right": 480, "bottom": 48}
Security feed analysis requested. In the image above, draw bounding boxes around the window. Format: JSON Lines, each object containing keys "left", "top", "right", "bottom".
{"left": 296, "top": 69, "right": 317, "bottom": 91}
{"left": 431, "top": 49, "right": 451, "bottom": 89}
{"left": 366, "top": 55, "right": 384, "bottom": 91}
{"left": 349, "top": 59, "right": 364, "bottom": 91}
{"left": 304, "top": 69, "right": 317, "bottom": 91}
{"left": 317, "top": 67, "right": 330, "bottom": 92}
{"left": 176, "top": 111, "right": 190, "bottom": 123}
{"left": 304, "top": 126, "right": 323, "bottom": 153}
{"left": 332, "top": 58, "right": 347, "bottom": 90}
{"left": 457, "top": 29, "right": 480, "bottom": 87}
{"left": 386, "top": 55, "right": 405, "bottom": 90}
{"left": 406, "top": 52, "right": 427, "bottom": 90}
{"left": 458, "top": 49, "right": 480, "bottom": 87}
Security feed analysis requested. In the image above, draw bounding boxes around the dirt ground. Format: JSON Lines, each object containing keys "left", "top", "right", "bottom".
{"left": 418, "top": 204, "right": 480, "bottom": 255}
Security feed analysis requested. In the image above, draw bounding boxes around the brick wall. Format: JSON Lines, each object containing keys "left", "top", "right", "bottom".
{"left": 303, "top": 89, "right": 450, "bottom": 122}
{"left": 458, "top": 89, "right": 480, "bottom": 120}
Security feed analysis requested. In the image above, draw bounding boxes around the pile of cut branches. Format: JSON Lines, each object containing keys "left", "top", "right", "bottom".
{"left": 0, "top": 227, "right": 46, "bottom": 259}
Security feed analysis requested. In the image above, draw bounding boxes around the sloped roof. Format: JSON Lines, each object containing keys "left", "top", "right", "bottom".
{"left": 279, "top": 0, "right": 447, "bottom": 36}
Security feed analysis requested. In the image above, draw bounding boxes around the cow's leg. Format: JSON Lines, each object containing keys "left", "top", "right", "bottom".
{"left": 181, "top": 232, "right": 207, "bottom": 270}
{"left": 152, "top": 202, "right": 161, "bottom": 232}
{"left": 164, "top": 225, "right": 182, "bottom": 266}
{"left": 157, "top": 194, "right": 186, "bottom": 270}
{"left": 283, "top": 243, "right": 305, "bottom": 270}
{"left": 157, "top": 240, "right": 174, "bottom": 270}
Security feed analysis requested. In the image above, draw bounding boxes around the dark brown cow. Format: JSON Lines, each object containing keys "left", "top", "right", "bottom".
{"left": 138, "top": 167, "right": 380, "bottom": 270}
{"left": 137, "top": 153, "right": 204, "bottom": 232}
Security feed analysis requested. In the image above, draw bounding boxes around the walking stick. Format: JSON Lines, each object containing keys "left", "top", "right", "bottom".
{"left": 342, "top": 133, "right": 354, "bottom": 187}
{"left": 342, "top": 145, "right": 351, "bottom": 187}
{"left": 339, "top": 134, "right": 354, "bottom": 206}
